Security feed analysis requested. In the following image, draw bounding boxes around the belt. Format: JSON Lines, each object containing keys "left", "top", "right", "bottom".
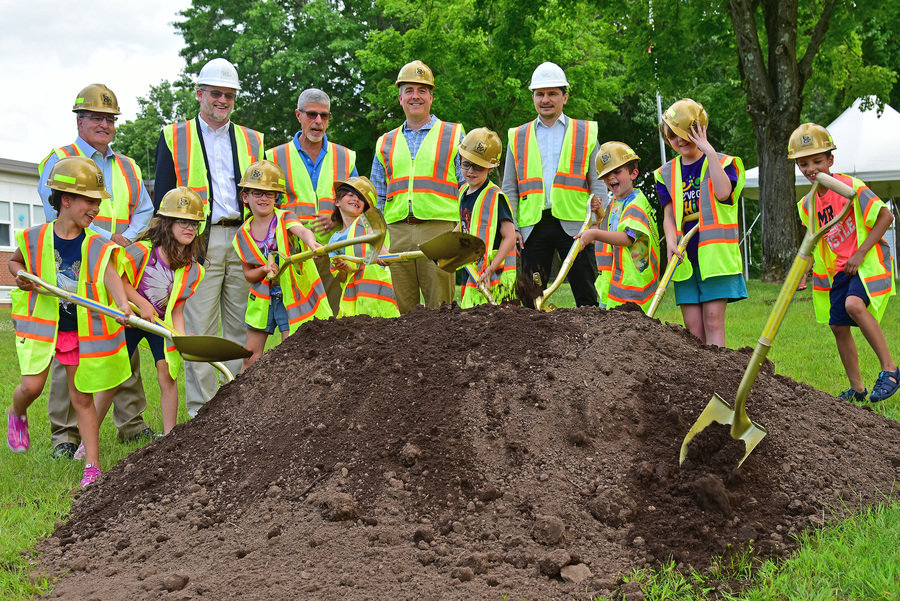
{"left": 403, "top": 216, "right": 425, "bottom": 224}
{"left": 212, "top": 219, "right": 243, "bottom": 227}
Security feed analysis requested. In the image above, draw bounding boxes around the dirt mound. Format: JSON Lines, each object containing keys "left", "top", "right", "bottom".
{"left": 37, "top": 305, "right": 900, "bottom": 600}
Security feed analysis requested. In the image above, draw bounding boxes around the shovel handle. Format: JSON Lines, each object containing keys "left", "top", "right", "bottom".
{"left": 536, "top": 203, "right": 600, "bottom": 311}
{"left": 646, "top": 213, "right": 701, "bottom": 318}
{"left": 463, "top": 264, "right": 498, "bottom": 305}
{"left": 333, "top": 250, "right": 424, "bottom": 265}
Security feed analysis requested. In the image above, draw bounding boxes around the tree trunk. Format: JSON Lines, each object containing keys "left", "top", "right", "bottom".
{"left": 755, "top": 114, "right": 801, "bottom": 281}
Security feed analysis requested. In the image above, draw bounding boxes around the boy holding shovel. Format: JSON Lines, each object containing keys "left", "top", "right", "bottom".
{"left": 790, "top": 122, "right": 898, "bottom": 402}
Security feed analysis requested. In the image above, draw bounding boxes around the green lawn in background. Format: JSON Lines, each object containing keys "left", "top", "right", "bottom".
{"left": 1, "top": 280, "right": 898, "bottom": 600}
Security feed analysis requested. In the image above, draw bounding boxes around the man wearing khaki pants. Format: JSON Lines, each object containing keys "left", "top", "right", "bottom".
{"left": 370, "top": 60, "right": 464, "bottom": 313}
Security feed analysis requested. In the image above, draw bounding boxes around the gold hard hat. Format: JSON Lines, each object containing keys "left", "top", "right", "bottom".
{"left": 72, "top": 84, "right": 120, "bottom": 115}
{"left": 787, "top": 122, "right": 837, "bottom": 159}
{"left": 395, "top": 60, "right": 434, "bottom": 88}
{"left": 596, "top": 141, "right": 640, "bottom": 178}
{"left": 334, "top": 176, "right": 377, "bottom": 209}
{"left": 47, "top": 156, "right": 110, "bottom": 199}
{"left": 660, "top": 98, "right": 708, "bottom": 142}
{"left": 158, "top": 186, "right": 205, "bottom": 221}
{"left": 239, "top": 160, "right": 287, "bottom": 194}
{"left": 458, "top": 128, "right": 502, "bottom": 168}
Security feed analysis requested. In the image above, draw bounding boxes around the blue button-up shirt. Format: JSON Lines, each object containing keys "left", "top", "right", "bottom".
{"left": 369, "top": 114, "right": 464, "bottom": 213}
{"left": 292, "top": 132, "right": 358, "bottom": 190}
{"left": 38, "top": 136, "right": 154, "bottom": 241}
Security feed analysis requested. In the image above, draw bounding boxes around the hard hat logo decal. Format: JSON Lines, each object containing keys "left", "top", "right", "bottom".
{"left": 416, "top": 67, "right": 425, "bottom": 76}
{"left": 474, "top": 141, "right": 486, "bottom": 154}
{"left": 600, "top": 152, "right": 612, "bottom": 165}
{"left": 800, "top": 134, "right": 812, "bottom": 146}
{"left": 102, "top": 94, "right": 113, "bottom": 106}
{"left": 177, "top": 196, "right": 190, "bottom": 208}
{"left": 96, "top": 173, "right": 105, "bottom": 187}
{"left": 251, "top": 168, "right": 262, "bottom": 179}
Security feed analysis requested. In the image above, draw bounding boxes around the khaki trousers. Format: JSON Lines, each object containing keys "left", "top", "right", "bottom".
{"left": 387, "top": 220, "right": 455, "bottom": 314}
{"left": 49, "top": 349, "right": 148, "bottom": 445}
{"left": 184, "top": 224, "right": 250, "bottom": 417}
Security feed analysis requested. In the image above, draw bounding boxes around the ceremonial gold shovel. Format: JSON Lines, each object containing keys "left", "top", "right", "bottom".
{"left": 333, "top": 231, "right": 485, "bottom": 273}
{"left": 679, "top": 172, "right": 857, "bottom": 468}
{"left": 646, "top": 213, "right": 700, "bottom": 318}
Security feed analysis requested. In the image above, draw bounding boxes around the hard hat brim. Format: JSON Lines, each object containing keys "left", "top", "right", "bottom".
{"left": 458, "top": 147, "right": 498, "bottom": 169}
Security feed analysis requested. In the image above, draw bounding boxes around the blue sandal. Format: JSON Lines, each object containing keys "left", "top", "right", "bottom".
{"left": 870, "top": 368, "right": 900, "bottom": 402}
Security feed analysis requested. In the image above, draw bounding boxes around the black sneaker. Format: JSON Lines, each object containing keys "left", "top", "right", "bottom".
{"left": 121, "top": 427, "right": 161, "bottom": 443}
{"left": 837, "top": 388, "right": 868, "bottom": 402}
{"left": 51, "top": 442, "right": 78, "bottom": 459}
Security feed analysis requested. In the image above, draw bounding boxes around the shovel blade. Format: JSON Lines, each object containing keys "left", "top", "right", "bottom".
{"left": 420, "top": 232, "right": 485, "bottom": 272}
{"left": 679, "top": 393, "right": 767, "bottom": 468}
{"left": 172, "top": 335, "right": 252, "bottom": 361}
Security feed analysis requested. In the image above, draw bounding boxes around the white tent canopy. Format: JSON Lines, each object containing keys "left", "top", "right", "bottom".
{"left": 743, "top": 97, "right": 900, "bottom": 200}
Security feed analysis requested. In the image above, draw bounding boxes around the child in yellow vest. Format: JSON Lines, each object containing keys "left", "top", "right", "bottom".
{"left": 654, "top": 99, "right": 746, "bottom": 347}
{"left": 579, "top": 142, "right": 659, "bottom": 311}
{"left": 87, "top": 188, "right": 205, "bottom": 442}
{"left": 233, "top": 161, "right": 332, "bottom": 370}
{"left": 7, "top": 156, "right": 132, "bottom": 487}
{"left": 790, "top": 122, "right": 898, "bottom": 402}
{"left": 456, "top": 128, "right": 517, "bottom": 306}
{"left": 329, "top": 176, "right": 399, "bottom": 317}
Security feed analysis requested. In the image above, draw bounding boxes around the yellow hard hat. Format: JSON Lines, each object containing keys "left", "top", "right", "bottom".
{"left": 787, "top": 122, "right": 837, "bottom": 159}
{"left": 334, "top": 176, "right": 377, "bottom": 209}
{"left": 596, "top": 141, "right": 640, "bottom": 178}
{"left": 72, "top": 84, "right": 120, "bottom": 115}
{"left": 660, "top": 98, "right": 708, "bottom": 142}
{"left": 458, "top": 128, "right": 502, "bottom": 168}
{"left": 239, "top": 160, "right": 287, "bottom": 194}
{"left": 47, "top": 156, "right": 110, "bottom": 199}
{"left": 158, "top": 186, "right": 205, "bottom": 221}
{"left": 395, "top": 60, "right": 434, "bottom": 88}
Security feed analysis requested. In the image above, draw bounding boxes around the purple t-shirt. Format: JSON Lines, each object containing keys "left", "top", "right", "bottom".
{"left": 136, "top": 246, "right": 175, "bottom": 317}
{"left": 253, "top": 217, "right": 281, "bottom": 294}
{"left": 655, "top": 157, "right": 738, "bottom": 265}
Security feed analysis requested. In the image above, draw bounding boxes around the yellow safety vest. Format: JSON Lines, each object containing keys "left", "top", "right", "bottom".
{"left": 12, "top": 223, "right": 130, "bottom": 392}
{"left": 458, "top": 183, "right": 517, "bottom": 308}
{"left": 653, "top": 153, "right": 745, "bottom": 281}
{"left": 232, "top": 208, "right": 333, "bottom": 333}
{"left": 162, "top": 119, "right": 264, "bottom": 231}
{"left": 266, "top": 140, "right": 356, "bottom": 244}
{"left": 332, "top": 216, "right": 400, "bottom": 318}
{"left": 798, "top": 173, "right": 895, "bottom": 323}
{"left": 119, "top": 241, "right": 205, "bottom": 379}
{"left": 507, "top": 118, "right": 598, "bottom": 227}
{"left": 39, "top": 144, "right": 144, "bottom": 235}
{"left": 376, "top": 120, "right": 462, "bottom": 223}
{"left": 595, "top": 190, "right": 660, "bottom": 311}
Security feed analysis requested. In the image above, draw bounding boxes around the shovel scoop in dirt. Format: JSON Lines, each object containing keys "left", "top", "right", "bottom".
{"left": 679, "top": 172, "right": 858, "bottom": 468}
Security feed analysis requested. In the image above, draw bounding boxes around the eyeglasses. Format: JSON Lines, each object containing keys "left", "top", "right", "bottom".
{"left": 202, "top": 88, "right": 236, "bottom": 101}
{"left": 80, "top": 113, "right": 117, "bottom": 125}
{"left": 174, "top": 219, "right": 200, "bottom": 230}
{"left": 249, "top": 190, "right": 277, "bottom": 200}
{"left": 460, "top": 161, "right": 487, "bottom": 172}
{"left": 301, "top": 110, "right": 330, "bottom": 121}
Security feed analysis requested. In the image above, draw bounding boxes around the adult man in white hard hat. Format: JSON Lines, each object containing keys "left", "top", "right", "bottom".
{"left": 154, "top": 57, "right": 264, "bottom": 416}
{"left": 266, "top": 88, "right": 358, "bottom": 315}
{"left": 370, "top": 60, "right": 465, "bottom": 313}
{"left": 502, "top": 62, "right": 607, "bottom": 307}
{"left": 37, "top": 83, "right": 156, "bottom": 459}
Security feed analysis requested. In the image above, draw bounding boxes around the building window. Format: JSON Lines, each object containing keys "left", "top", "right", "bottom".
{"left": 0, "top": 202, "right": 10, "bottom": 248}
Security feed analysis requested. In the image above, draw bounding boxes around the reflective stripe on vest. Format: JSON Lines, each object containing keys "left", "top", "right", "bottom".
{"left": 39, "top": 144, "right": 144, "bottom": 235}
{"left": 654, "top": 153, "right": 744, "bottom": 280}
{"left": 798, "top": 173, "right": 895, "bottom": 324}
{"left": 459, "top": 184, "right": 517, "bottom": 303}
{"left": 508, "top": 119, "right": 597, "bottom": 226}
{"left": 377, "top": 120, "right": 461, "bottom": 223}
{"left": 595, "top": 211, "right": 614, "bottom": 271}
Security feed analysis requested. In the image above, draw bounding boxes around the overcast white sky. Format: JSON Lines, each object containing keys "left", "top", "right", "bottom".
{"left": 0, "top": 1, "right": 192, "bottom": 165}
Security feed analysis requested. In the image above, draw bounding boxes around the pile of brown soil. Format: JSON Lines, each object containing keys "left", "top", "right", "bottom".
{"left": 37, "top": 305, "right": 900, "bottom": 600}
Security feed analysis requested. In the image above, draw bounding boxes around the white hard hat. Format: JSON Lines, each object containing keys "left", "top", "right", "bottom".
{"left": 196, "top": 58, "right": 241, "bottom": 90}
{"left": 528, "top": 62, "right": 569, "bottom": 90}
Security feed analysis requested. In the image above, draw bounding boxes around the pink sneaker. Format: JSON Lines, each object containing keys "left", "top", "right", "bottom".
{"left": 81, "top": 463, "right": 102, "bottom": 487}
{"left": 7, "top": 411, "right": 29, "bottom": 453}
{"left": 73, "top": 442, "right": 86, "bottom": 460}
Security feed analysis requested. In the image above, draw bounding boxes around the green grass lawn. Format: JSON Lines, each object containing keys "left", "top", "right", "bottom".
{"left": 1, "top": 281, "right": 899, "bottom": 599}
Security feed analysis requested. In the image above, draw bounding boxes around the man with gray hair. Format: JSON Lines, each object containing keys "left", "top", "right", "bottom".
{"left": 266, "top": 88, "right": 358, "bottom": 314}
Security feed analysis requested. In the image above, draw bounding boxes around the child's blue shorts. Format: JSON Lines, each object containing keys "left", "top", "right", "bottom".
{"left": 674, "top": 271, "right": 748, "bottom": 305}
{"left": 246, "top": 292, "right": 290, "bottom": 335}
{"left": 829, "top": 271, "right": 870, "bottom": 326}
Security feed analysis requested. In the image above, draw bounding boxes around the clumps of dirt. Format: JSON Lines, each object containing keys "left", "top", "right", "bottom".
{"left": 36, "top": 304, "right": 900, "bottom": 600}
